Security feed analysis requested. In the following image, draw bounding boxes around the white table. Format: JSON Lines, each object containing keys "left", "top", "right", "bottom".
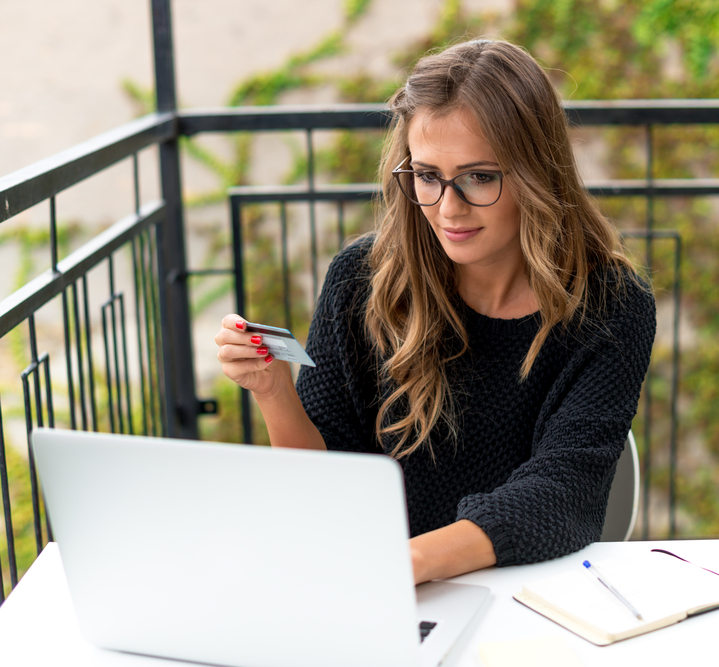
{"left": 1, "top": 540, "right": 717, "bottom": 666}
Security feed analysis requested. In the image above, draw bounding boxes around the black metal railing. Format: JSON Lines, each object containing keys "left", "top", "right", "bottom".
{"left": 1, "top": 99, "right": 717, "bottom": 604}
{"left": 0, "top": 0, "right": 717, "bottom": 601}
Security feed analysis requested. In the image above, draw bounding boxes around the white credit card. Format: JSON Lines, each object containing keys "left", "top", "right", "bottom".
{"left": 244, "top": 321, "right": 316, "bottom": 367}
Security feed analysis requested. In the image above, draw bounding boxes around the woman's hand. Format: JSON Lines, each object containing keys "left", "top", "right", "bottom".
{"left": 215, "top": 314, "right": 327, "bottom": 451}
{"left": 215, "top": 314, "right": 292, "bottom": 398}
{"left": 410, "top": 521, "right": 497, "bottom": 585}
{"left": 410, "top": 545, "right": 430, "bottom": 586}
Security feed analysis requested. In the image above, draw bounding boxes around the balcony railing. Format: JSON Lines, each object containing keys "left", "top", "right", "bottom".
{"left": 1, "top": 0, "right": 718, "bottom": 605}
{"left": 2, "top": 97, "right": 718, "bottom": 603}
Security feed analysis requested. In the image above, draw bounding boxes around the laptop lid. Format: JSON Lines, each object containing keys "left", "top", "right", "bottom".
{"left": 32, "top": 428, "right": 422, "bottom": 667}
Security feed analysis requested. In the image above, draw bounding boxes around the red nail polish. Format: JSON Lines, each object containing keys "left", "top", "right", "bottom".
{"left": 264, "top": 354, "right": 273, "bottom": 364}
{"left": 235, "top": 321, "right": 246, "bottom": 330}
{"left": 250, "top": 335, "right": 262, "bottom": 345}
{"left": 256, "top": 346, "right": 268, "bottom": 355}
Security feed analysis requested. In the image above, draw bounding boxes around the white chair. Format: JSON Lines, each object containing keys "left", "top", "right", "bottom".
{"left": 600, "top": 431, "right": 640, "bottom": 542}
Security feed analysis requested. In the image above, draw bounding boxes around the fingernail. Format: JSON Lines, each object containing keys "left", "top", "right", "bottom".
{"left": 235, "top": 321, "right": 246, "bottom": 330}
{"left": 256, "top": 346, "right": 268, "bottom": 355}
{"left": 264, "top": 354, "right": 273, "bottom": 364}
{"left": 250, "top": 335, "right": 262, "bottom": 345}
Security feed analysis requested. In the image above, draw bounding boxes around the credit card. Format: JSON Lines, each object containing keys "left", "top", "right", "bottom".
{"left": 244, "top": 321, "right": 316, "bottom": 367}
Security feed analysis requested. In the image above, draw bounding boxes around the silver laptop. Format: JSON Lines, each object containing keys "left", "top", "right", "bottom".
{"left": 31, "top": 428, "right": 490, "bottom": 667}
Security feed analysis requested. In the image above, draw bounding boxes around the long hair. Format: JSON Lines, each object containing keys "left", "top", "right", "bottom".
{"left": 365, "top": 39, "right": 636, "bottom": 459}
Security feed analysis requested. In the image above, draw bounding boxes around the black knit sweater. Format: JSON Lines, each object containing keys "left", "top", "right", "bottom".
{"left": 296, "top": 237, "right": 656, "bottom": 566}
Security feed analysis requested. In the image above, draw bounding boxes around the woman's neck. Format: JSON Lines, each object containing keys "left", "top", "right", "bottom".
{"left": 457, "top": 260, "right": 538, "bottom": 320}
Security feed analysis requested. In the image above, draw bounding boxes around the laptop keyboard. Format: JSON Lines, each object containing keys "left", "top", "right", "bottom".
{"left": 419, "top": 620, "right": 437, "bottom": 643}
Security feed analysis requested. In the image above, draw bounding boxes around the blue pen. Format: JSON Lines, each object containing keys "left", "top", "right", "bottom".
{"left": 583, "top": 560, "right": 644, "bottom": 621}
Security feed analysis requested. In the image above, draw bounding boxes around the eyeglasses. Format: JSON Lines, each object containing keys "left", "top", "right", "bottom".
{"left": 392, "top": 155, "right": 504, "bottom": 207}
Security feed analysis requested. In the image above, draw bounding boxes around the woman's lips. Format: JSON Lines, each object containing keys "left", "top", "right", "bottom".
{"left": 443, "top": 227, "right": 482, "bottom": 242}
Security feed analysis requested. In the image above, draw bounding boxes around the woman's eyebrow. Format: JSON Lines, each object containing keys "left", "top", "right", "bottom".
{"left": 411, "top": 160, "right": 500, "bottom": 170}
{"left": 458, "top": 160, "right": 500, "bottom": 169}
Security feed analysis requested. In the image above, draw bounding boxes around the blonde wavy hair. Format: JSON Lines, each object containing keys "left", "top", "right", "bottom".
{"left": 365, "top": 39, "right": 636, "bottom": 460}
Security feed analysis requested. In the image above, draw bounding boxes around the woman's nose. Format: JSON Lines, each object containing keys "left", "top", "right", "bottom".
{"left": 438, "top": 184, "right": 469, "bottom": 218}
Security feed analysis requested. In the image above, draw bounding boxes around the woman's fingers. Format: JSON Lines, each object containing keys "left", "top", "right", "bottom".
{"left": 216, "top": 341, "right": 271, "bottom": 362}
{"left": 221, "top": 313, "right": 245, "bottom": 330}
{"left": 219, "top": 355, "right": 273, "bottom": 379}
{"left": 215, "top": 318, "right": 264, "bottom": 350}
{"left": 216, "top": 314, "right": 281, "bottom": 394}
{"left": 215, "top": 314, "right": 267, "bottom": 363}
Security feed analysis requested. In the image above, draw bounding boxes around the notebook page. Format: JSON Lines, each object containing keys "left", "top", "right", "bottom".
{"left": 606, "top": 553, "right": 719, "bottom": 613}
{"left": 523, "top": 553, "right": 719, "bottom": 636}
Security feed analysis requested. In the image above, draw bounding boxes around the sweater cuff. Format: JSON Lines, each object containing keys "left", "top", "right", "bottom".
{"left": 456, "top": 506, "right": 517, "bottom": 567}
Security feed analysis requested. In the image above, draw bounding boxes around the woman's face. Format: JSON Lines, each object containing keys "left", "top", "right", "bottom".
{"left": 406, "top": 108, "right": 523, "bottom": 277}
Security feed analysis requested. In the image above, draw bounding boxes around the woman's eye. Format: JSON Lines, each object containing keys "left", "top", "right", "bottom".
{"left": 415, "top": 172, "right": 439, "bottom": 184}
{"left": 469, "top": 172, "right": 495, "bottom": 184}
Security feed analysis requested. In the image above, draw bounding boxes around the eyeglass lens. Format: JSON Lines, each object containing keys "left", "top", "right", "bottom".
{"left": 397, "top": 171, "right": 501, "bottom": 206}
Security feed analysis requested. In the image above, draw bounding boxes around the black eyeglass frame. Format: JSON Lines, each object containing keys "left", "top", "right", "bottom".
{"left": 391, "top": 155, "right": 505, "bottom": 208}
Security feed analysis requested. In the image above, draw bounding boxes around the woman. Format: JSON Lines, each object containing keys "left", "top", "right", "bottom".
{"left": 215, "top": 40, "right": 656, "bottom": 583}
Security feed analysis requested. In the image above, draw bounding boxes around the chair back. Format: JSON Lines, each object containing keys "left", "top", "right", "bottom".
{"left": 600, "top": 431, "right": 640, "bottom": 542}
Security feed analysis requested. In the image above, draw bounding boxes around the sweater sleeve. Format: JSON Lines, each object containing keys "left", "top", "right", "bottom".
{"left": 295, "top": 238, "right": 380, "bottom": 454}
{"left": 456, "top": 277, "right": 657, "bottom": 566}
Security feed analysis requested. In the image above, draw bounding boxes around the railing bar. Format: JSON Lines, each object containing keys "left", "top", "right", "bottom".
{"left": 177, "top": 100, "right": 719, "bottom": 136}
{"left": 187, "top": 269, "right": 235, "bottom": 276}
{"left": 149, "top": 225, "right": 168, "bottom": 437}
{"left": 140, "top": 232, "right": 157, "bottom": 437}
{"left": 0, "top": 398, "right": 18, "bottom": 589}
{"left": 133, "top": 238, "right": 149, "bottom": 436}
{"left": 0, "top": 114, "right": 175, "bottom": 224}
{"left": 337, "top": 200, "right": 345, "bottom": 250}
{"left": 228, "top": 184, "right": 379, "bottom": 202}
{"left": 21, "top": 366, "right": 43, "bottom": 556}
{"left": 146, "top": 229, "right": 160, "bottom": 436}
{"left": 131, "top": 161, "right": 146, "bottom": 432}
{"left": 61, "top": 289, "right": 77, "bottom": 430}
{"left": 83, "top": 276, "right": 98, "bottom": 432}
{"left": 641, "top": 124, "right": 654, "bottom": 540}
{"left": 280, "top": 202, "right": 291, "bottom": 331}
{"left": 119, "top": 294, "right": 134, "bottom": 435}
{"left": 178, "top": 105, "right": 391, "bottom": 135}
{"left": 23, "top": 315, "right": 44, "bottom": 554}
{"left": 585, "top": 181, "right": 719, "bottom": 197}
{"left": 41, "top": 352, "right": 54, "bottom": 543}
{"left": 50, "top": 196, "right": 58, "bottom": 273}
{"left": 669, "top": 236, "right": 681, "bottom": 537}
{"left": 108, "top": 253, "right": 116, "bottom": 298}
{"left": 645, "top": 124, "right": 655, "bottom": 267}
{"left": 107, "top": 256, "right": 125, "bottom": 434}
{"left": 622, "top": 229, "right": 679, "bottom": 239}
{"left": 72, "top": 282, "right": 89, "bottom": 431}
{"left": 306, "top": 130, "right": 318, "bottom": 303}
{"left": 41, "top": 353, "right": 55, "bottom": 429}
{"left": 133, "top": 152, "right": 141, "bottom": 215}
{"left": 110, "top": 297, "right": 124, "bottom": 434}
{"left": 226, "top": 181, "right": 719, "bottom": 202}
{"left": 102, "top": 304, "right": 116, "bottom": 434}
{"left": 231, "top": 199, "right": 252, "bottom": 443}
{"left": 306, "top": 129, "right": 315, "bottom": 190}
{"left": 29, "top": 317, "right": 44, "bottom": 430}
